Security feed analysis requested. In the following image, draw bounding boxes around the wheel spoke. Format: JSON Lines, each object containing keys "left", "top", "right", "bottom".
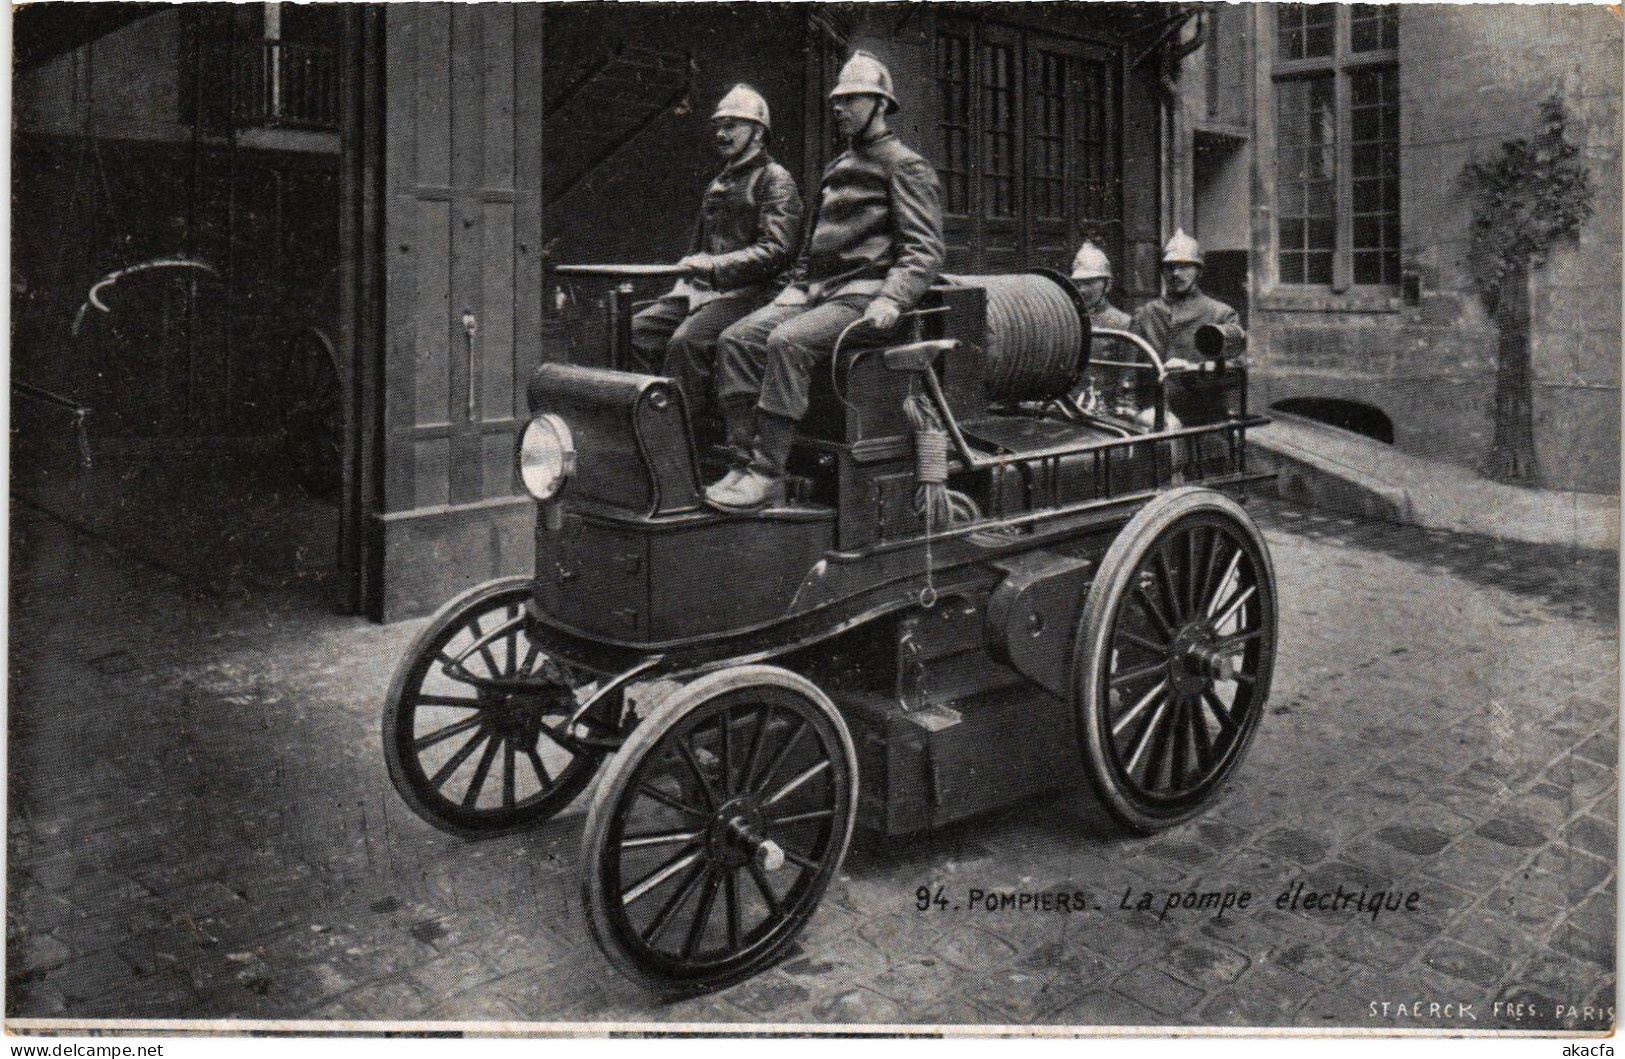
{"left": 502, "top": 738, "right": 517, "bottom": 808}
{"left": 1110, "top": 659, "right": 1168, "bottom": 689}
{"left": 641, "top": 860, "right": 707, "bottom": 945}
{"left": 1212, "top": 629, "right": 1264, "bottom": 654}
{"left": 467, "top": 618, "right": 504, "bottom": 678}
{"left": 413, "top": 713, "right": 484, "bottom": 752}
{"left": 719, "top": 708, "right": 734, "bottom": 798}
{"left": 1153, "top": 547, "right": 1185, "bottom": 625}
{"left": 525, "top": 745, "right": 554, "bottom": 789}
{"left": 1133, "top": 587, "right": 1176, "bottom": 641}
{"left": 1189, "top": 693, "right": 1215, "bottom": 772}
{"left": 680, "top": 871, "right": 722, "bottom": 959}
{"left": 621, "top": 828, "right": 704, "bottom": 850}
{"left": 1201, "top": 688, "right": 1238, "bottom": 735}
{"left": 636, "top": 780, "right": 707, "bottom": 820}
{"left": 1112, "top": 678, "right": 1168, "bottom": 737}
{"left": 1205, "top": 550, "right": 1243, "bottom": 618}
{"left": 1142, "top": 693, "right": 1178, "bottom": 790}
{"left": 505, "top": 606, "right": 519, "bottom": 674}
{"left": 1186, "top": 527, "right": 1203, "bottom": 620}
{"left": 430, "top": 725, "right": 490, "bottom": 789}
{"left": 1124, "top": 694, "right": 1173, "bottom": 776}
{"left": 742, "top": 705, "right": 774, "bottom": 792}
{"left": 764, "top": 759, "right": 830, "bottom": 808}
{"left": 779, "top": 846, "right": 818, "bottom": 871}
{"left": 624, "top": 847, "right": 703, "bottom": 906}
{"left": 462, "top": 732, "right": 502, "bottom": 808}
{"left": 414, "top": 694, "right": 484, "bottom": 710}
{"left": 1117, "top": 627, "right": 1170, "bottom": 654}
{"left": 751, "top": 717, "right": 808, "bottom": 798}
{"left": 673, "top": 731, "right": 721, "bottom": 810}
{"left": 1167, "top": 695, "right": 1189, "bottom": 790}
{"left": 769, "top": 808, "right": 835, "bottom": 828}
{"left": 434, "top": 653, "right": 479, "bottom": 685}
{"left": 520, "top": 642, "right": 542, "bottom": 675}
{"left": 724, "top": 869, "right": 742, "bottom": 953}
{"left": 1212, "top": 584, "right": 1257, "bottom": 632}
{"left": 747, "top": 861, "right": 782, "bottom": 918}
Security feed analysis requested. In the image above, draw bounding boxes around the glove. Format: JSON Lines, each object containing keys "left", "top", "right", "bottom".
{"left": 676, "top": 254, "right": 715, "bottom": 280}
{"left": 862, "top": 296, "right": 902, "bottom": 332}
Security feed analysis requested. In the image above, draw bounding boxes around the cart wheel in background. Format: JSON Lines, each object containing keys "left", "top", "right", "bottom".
{"left": 1074, "top": 487, "right": 1277, "bottom": 833}
{"left": 279, "top": 326, "right": 343, "bottom": 498}
{"left": 581, "top": 665, "right": 858, "bottom": 995}
{"left": 384, "top": 576, "right": 605, "bottom": 838}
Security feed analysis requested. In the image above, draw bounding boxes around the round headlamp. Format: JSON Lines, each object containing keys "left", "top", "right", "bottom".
{"left": 517, "top": 414, "right": 575, "bottom": 501}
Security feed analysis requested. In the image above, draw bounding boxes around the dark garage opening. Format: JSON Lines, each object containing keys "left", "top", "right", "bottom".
{"left": 11, "top": 4, "right": 344, "bottom": 605}
{"left": 1271, "top": 397, "right": 1395, "bottom": 445}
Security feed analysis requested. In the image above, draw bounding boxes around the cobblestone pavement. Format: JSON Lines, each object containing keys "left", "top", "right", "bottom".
{"left": 7, "top": 497, "right": 1617, "bottom": 1031}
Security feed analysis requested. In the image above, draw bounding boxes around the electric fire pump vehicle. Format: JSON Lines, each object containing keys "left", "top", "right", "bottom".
{"left": 382, "top": 263, "right": 1278, "bottom": 995}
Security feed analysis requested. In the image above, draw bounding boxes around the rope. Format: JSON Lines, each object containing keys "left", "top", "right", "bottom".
{"left": 904, "top": 392, "right": 981, "bottom": 608}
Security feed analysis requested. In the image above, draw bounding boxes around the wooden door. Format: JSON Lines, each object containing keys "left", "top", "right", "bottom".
{"left": 373, "top": 4, "right": 544, "bottom": 621}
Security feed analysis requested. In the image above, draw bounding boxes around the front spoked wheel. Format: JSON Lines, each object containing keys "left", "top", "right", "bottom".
{"left": 581, "top": 665, "right": 858, "bottom": 995}
{"left": 1075, "top": 488, "right": 1277, "bottom": 832}
{"left": 383, "top": 576, "right": 606, "bottom": 838}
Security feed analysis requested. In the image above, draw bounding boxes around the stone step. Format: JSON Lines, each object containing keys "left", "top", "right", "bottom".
{"left": 1249, "top": 413, "right": 1618, "bottom": 551}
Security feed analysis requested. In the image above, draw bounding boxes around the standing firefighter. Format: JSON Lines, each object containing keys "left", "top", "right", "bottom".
{"left": 1070, "top": 239, "right": 1131, "bottom": 331}
{"left": 629, "top": 85, "right": 803, "bottom": 429}
{"left": 708, "top": 51, "right": 946, "bottom": 513}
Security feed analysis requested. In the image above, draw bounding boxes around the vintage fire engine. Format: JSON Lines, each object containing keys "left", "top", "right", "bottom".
{"left": 382, "top": 264, "right": 1277, "bottom": 994}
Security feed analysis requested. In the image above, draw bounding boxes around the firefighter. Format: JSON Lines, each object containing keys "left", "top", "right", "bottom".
{"left": 1070, "top": 239, "right": 1131, "bottom": 331}
{"left": 707, "top": 51, "right": 945, "bottom": 513}
{"left": 629, "top": 85, "right": 803, "bottom": 429}
{"left": 1130, "top": 229, "right": 1245, "bottom": 365}
{"left": 1133, "top": 229, "right": 1248, "bottom": 471}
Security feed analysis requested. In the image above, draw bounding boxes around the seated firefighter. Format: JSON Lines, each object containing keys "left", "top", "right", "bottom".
{"left": 629, "top": 85, "right": 803, "bottom": 430}
{"left": 1069, "top": 239, "right": 1132, "bottom": 331}
{"left": 1131, "top": 229, "right": 1246, "bottom": 426}
{"left": 706, "top": 52, "right": 946, "bottom": 513}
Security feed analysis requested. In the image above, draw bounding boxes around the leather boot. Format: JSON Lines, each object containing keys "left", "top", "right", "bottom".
{"left": 709, "top": 396, "right": 759, "bottom": 492}
{"left": 706, "top": 414, "right": 795, "bottom": 513}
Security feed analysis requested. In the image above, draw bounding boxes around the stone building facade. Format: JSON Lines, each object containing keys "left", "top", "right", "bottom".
{"left": 1186, "top": 4, "right": 1620, "bottom": 494}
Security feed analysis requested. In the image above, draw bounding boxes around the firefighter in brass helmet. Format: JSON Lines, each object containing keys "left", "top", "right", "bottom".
{"left": 630, "top": 84, "right": 804, "bottom": 428}
{"left": 1130, "top": 229, "right": 1245, "bottom": 365}
{"left": 708, "top": 51, "right": 945, "bottom": 513}
{"left": 1070, "top": 239, "right": 1131, "bottom": 331}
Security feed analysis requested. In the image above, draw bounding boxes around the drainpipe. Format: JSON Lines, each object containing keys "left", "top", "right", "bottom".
{"left": 1156, "top": 10, "right": 1209, "bottom": 239}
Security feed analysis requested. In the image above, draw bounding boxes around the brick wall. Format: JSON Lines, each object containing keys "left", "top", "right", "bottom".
{"left": 1249, "top": 4, "right": 1621, "bottom": 494}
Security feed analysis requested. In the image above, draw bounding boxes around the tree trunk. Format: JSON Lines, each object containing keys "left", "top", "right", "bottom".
{"left": 1482, "top": 262, "right": 1540, "bottom": 485}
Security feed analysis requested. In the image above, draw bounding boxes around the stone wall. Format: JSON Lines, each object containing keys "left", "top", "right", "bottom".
{"left": 1248, "top": 4, "right": 1620, "bottom": 494}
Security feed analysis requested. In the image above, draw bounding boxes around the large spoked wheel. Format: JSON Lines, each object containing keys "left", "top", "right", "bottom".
{"left": 279, "top": 326, "right": 343, "bottom": 499}
{"left": 582, "top": 666, "right": 858, "bottom": 995}
{"left": 384, "top": 576, "right": 606, "bottom": 839}
{"left": 1075, "top": 487, "right": 1277, "bottom": 833}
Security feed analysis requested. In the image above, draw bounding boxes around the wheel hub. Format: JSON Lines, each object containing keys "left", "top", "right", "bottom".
{"left": 1168, "top": 624, "right": 1233, "bottom": 693}
{"left": 706, "top": 797, "right": 782, "bottom": 871}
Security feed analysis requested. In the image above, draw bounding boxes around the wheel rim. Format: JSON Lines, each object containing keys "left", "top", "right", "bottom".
{"left": 280, "top": 328, "right": 342, "bottom": 497}
{"left": 599, "top": 686, "right": 849, "bottom": 984}
{"left": 1097, "top": 512, "right": 1274, "bottom": 811}
{"left": 390, "top": 587, "right": 601, "bottom": 833}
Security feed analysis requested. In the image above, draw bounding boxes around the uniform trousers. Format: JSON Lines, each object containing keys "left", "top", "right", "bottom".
{"left": 714, "top": 296, "right": 870, "bottom": 422}
{"left": 629, "top": 292, "right": 769, "bottom": 416}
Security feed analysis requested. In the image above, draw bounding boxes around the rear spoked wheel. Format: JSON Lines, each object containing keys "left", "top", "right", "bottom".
{"left": 383, "top": 576, "right": 606, "bottom": 838}
{"left": 582, "top": 666, "right": 857, "bottom": 995}
{"left": 1075, "top": 487, "right": 1277, "bottom": 832}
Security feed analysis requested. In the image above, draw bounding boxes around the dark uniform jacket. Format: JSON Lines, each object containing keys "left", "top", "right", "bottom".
{"left": 782, "top": 131, "right": 945, "bottom": 309}
{"left": 1130, "top": 290, "right": 1245, "bottom": 361}
{"left": 678, "top": 151, "right": 803, "bottom": 307}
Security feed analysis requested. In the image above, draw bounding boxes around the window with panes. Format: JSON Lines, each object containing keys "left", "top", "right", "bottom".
{"left": 934, "top": 20, "right": 1121, "bottom": 274}
{"left": 1273, "top": 4, "right": 1399, "bottom": 289}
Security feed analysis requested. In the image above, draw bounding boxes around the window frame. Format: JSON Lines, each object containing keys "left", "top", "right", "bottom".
{"left": 1262, "top": 4, "right": 1401, "bottom": 312}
